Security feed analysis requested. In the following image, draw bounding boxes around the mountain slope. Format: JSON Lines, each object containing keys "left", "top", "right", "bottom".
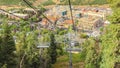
{"left": 0, "top": 0, "right": 108, "bottom": 6}
{"left": 0, "top": 0, "right": 36, "bottom": 5}
{"left": 0, "top": 0, "right": 21, "bottom": 5}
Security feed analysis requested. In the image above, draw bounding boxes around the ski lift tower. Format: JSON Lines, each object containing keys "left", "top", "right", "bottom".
{"left": 66, "top": 32, "right": 82, "bottom": 68}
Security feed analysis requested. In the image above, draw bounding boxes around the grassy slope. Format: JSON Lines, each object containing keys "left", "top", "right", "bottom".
{"left": 65, "top": 0, "right": 108, "bottom": 5}
{"left": 91, "top": 0, "right": 108, "bottom": 5}
{"left": 0, "top": 0, "right": 21, "bottom": 5}
{"left": 0, "top": 0, "right": 107, "bottom": 6}
{"left": 53, "top": 54, "right": 85, "bottom": 68}
{"left": 0, "top": 0, "right": 36, "bottom": 5}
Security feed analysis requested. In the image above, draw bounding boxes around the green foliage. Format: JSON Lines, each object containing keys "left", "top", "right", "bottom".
{"left": 107, "top": 0, "right": 120, "bottom": 24}
{"left": 108, "top": 8, "right": 120, "bottom": 24}
{"left": 13, "top": 20, "right": 42, "bottom": 68}
{"left": 80, "top": 33, "right": 89, "bottom": 38}
{"left": 84, "top": 39, "right": 100, "bottom": 68}
{"left": 80, "top": 40, "right": 90, "bottom": 62}
{"left": 0, "top": 0, "right": 21, "bottom": 5}
{"left": 107, "top": 0, "right": 120, "bottom": 8}
{"left": 100, "top": 24, "right": 120, "bottom": 68}
{"left": 53, "top": 54, "right": 85, "bottom": 68}
{"left": 0, "top": 0, "right": 36, "bottom": 5}
{"left": 91, "top": 0, "right": 107, "bottom": 5}
{"left": 56, "top": 29, "right": 67, "bottom": 35}
{"left": 56, "top": 43, "right": 65, "bottom": 57}
{"left": 0, "top": 0, "right": 108, "bottom": 6}
{"left": 60, "top": 0, "right": 107, "bottom": 5}
{"left": 48, "top": 33, "right": 57, "bottom": 64}
{"left": 0, "top": 21, "right": 16, "bottom": 68}
{"left": 29, "top": 15, "right": 39, "bottom": 22}
{"left": 38, "top": 5, "right": 47, "bottom": 12}
{"left": 99, "top": 1, "right": 120, "bottom": 67}
{"left": 40, "top": 28, "right": 52, "bottom": 35}
{"left": 1, "top": 64, "right": 7, "bottom": 68}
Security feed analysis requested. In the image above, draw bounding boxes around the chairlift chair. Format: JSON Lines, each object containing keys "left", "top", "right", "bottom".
{"left": 37, "top": 42, "right": 50, "bottom": 48}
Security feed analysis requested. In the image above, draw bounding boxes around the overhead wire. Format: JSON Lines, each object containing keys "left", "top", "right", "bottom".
{"left": 68, "top": 0, "right": 75, "bottom": 31}
{"left": 22, "top": 0, "right": 58, "bottom": 50}
{"left": 22, "top": 0, "right": 54, "bottom": 25}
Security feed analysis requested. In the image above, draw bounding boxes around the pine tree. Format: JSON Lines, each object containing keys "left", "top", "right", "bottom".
{"left": 0, "top": 21, "right": 16, "bottom": 68}
{"left": 48, "top": 33, "right": 57, "bottom": 64}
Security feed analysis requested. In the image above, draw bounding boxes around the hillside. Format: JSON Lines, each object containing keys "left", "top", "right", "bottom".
{"left": 0, "top": 0, "right": 108, "bottom": 6}
{"left": 0, "top": 0, "right": 21, "bottom": 5}
{"left": 59, "top": 0, "right": 108, "bottom": 5}
{"left": 0, "top": 0, "right": 36, "bottom": 5}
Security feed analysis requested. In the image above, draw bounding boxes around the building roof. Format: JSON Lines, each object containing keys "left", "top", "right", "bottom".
{"left": 41, "top": 16, "right": 58, "bottom": 26}
{"left": 42, "top": 16, "right": 58, "bottom": 23}
{"left": 41, "top": 18, "right": 47, "bottom": 25}
{"left": 47, "top": 16, "right": 58, "bottom": 22}
{"left": 64, "top": 20, "right": 73, "bottom": 24}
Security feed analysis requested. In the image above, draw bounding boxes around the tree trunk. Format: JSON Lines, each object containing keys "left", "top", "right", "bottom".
{"left": 20, "top": 54, "right": 26, "bottom": 68}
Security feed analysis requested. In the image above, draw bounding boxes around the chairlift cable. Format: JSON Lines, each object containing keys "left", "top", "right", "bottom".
{"left": 68, "top": 0, "right": 75, "bottom": 31}
{"left": 22, "top": 0, "right": 54, "bottom": 25}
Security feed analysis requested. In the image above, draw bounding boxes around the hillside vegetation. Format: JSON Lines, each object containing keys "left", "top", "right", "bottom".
{"left": 42, "top": 0, "right": 108, "bottom": 6}
{"left": 0, "top": 0, "right": 36, "bottom": 5}
{"left": 0, "top": 0, "right": 108, "bottom": 6}
{"left": 60, "top": 0, "right": 108, "bottom": 5}
{"left": 0, "top": 0, "right": 21, "bottom": 5}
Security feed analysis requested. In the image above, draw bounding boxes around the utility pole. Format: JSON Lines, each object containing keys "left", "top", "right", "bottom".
{"left": 67, "top": 33, "right": 82, "bottom": 68}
